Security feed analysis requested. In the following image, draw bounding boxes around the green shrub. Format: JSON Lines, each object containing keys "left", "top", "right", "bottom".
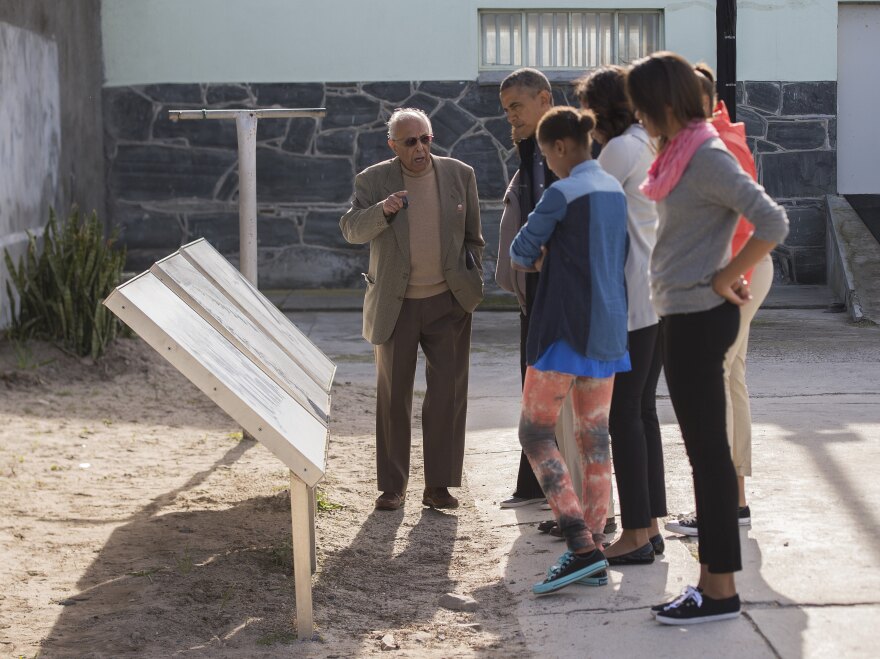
{"left": 4, "top": 206, "right": 126, "bottom": 359}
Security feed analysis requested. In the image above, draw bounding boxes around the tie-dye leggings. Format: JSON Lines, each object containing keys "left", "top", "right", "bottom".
{"left": 519, "top": 367, "right": 615, "bottom": 553}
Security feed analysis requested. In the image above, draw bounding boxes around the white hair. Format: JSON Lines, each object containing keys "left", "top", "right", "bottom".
{"left": 387, "top": 107, "right": 432, "bottom": 138}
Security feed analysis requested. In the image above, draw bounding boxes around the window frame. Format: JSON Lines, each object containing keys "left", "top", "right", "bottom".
{"left": 477, "top": 8, "right": 665, "bottom": 72}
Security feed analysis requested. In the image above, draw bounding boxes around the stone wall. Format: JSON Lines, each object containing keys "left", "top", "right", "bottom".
{"left": 104, "top": 79, "right": 835, "bottom": 287}
{"left": 737, "top": 81, "right": 836, "bottom": 284}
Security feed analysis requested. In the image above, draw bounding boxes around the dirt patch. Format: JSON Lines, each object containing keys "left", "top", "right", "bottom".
{"left": 0, "top": 337, "right": 527, "bottom": 657}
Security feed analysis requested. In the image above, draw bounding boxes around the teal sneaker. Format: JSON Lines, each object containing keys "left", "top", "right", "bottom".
{"left": 545, "top": 564, "right": 608, "bottom": 587}
{"left": 578, "top": 569, "right": 608, "bottom": 586}
{"left": 533, "top": 549, "right": 609, "bottom": 595}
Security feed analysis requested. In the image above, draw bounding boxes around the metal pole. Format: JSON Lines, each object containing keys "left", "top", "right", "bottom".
{"left": 167, "top": 107, "right": 327, "bottom": 285}
{"left": 169, "top": 108, "right": 325, "bottom": 121}
{"left": 235, "top": 113, "right": 259, "bottom": 286}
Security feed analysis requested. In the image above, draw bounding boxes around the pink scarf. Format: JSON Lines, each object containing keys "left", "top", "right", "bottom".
{"left": 640, "top": 120, "right": 719, "bottom": 201}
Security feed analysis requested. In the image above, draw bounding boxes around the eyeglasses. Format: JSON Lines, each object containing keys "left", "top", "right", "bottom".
{"left": 391, "top": 134, "right": 433, "bottom": 148}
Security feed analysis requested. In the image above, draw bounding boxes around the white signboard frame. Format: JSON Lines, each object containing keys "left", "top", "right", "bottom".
{"left": 104, "top": 238, "right": 334, "bottom": 637}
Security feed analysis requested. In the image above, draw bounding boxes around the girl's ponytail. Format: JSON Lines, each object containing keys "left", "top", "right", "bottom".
{"left": 537, "top": 106, "right": 595, "bottom": 148}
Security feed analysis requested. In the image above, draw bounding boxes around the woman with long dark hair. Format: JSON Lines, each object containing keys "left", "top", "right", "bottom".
{"left": 626, "top": 52, "right": 788, "bottom": 624}
{"left": 576, "top": 66, "right": 667, "bottom": 566}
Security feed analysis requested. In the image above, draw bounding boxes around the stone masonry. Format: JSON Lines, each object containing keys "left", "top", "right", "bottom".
{"left": 737, "top": 81, "right": 836, "bottom": 284}
{"left": 104, "top": 80, "right": 836, "bottom": 289}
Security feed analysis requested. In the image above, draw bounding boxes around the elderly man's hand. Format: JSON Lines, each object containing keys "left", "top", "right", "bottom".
{"left": 382, "top": 191, "right": 409, "bottom": 218}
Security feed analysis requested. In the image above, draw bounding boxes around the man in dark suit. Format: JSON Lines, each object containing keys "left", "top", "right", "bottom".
{"left": 496, "top": 68, "right": 556, "bottom": 509}
{"left": 496, "top": 69, "right": 617, "bottom": 535}
{"left": 340, "top": 108, "right": 484, "bottom": 511}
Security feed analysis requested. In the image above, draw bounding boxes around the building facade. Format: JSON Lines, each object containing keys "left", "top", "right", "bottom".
{"left": 101, "top": 0, "right": 844, "bottom": 288}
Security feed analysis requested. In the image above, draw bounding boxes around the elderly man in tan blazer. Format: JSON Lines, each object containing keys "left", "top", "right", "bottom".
{"left": 340, "top": 108, "right": 484, "bottom": 511}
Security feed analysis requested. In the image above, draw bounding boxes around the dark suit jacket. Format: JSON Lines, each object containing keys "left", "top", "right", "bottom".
{"left": 340, "top": 155, "right": 484, "bottom": 345}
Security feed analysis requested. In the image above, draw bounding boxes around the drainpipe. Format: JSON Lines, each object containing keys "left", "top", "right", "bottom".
{"left": 717, "top": 0, "right": 737, "bottom": 122}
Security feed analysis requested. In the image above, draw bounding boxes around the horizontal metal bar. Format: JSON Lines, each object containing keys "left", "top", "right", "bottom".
{"left": 168, "top": 108, "right": 326, "bottom": 122}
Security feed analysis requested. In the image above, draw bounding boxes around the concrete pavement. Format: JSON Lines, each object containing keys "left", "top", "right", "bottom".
{"left": 289, "top": 287, "right": 880, "bottom": 658}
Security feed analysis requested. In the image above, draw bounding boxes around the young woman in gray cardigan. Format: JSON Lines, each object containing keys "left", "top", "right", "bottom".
{"left": 626, "top": 52, "right": 789, "bottom": 625}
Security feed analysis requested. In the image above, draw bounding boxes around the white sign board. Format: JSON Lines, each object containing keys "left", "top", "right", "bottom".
{"left": 104, "top": 239, "right": 334, "bottom": 488}
{"left": 178, "top": 239, "right": 335, "bottom": 390}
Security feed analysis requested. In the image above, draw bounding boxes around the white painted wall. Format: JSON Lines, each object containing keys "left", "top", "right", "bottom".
{"left": 103, "top": 1, "right": 844, "bottom": 85}
{"left": 737, "top": 0, "right": 838, "bottom": 81}
{"left": 102, "top": 0, "right": 714, "bottom": 85}
{"left": 0, "top": 22, "right": 60, "bottom": 326}
{"left": 837, "top": 4, "right": 880, "bottom": 194}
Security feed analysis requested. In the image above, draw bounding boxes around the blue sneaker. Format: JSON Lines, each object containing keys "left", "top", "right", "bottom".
{"left": 533, "top": 549, "right": 609, "bottom": 595}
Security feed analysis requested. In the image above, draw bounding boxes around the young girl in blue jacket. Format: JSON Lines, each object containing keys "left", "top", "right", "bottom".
{"left": 510, "top": 107, "right": 630, "bottom": 594}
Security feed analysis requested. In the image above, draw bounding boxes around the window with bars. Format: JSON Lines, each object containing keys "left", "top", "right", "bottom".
{"left": 479, "top": 10, "right": 663, "bottom": 70}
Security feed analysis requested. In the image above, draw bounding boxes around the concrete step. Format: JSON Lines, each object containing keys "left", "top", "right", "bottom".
{"left": 265, "top": 284, "right": 837, "bottom": 313}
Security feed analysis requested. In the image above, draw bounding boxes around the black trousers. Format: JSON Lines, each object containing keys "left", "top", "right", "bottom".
{"left": 609, "top": 323, "right": 667, "bottom": 529}
{"left": 513, "top": 311, "right": 545, "bottom": 498}
{"left": 662, "top": 302, "right": 741, "bottom": 573}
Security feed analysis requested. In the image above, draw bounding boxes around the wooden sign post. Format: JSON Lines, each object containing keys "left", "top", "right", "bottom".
{"left": 164, "top": 107, "right": 327, "bottom": 638}
{"left": 105, "top": 239, "right": 335, "bottom": 639}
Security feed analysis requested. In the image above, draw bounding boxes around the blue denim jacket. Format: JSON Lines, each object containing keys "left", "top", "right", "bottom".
{"left": 510, "top": 160, "right": 629, "bottom": 365}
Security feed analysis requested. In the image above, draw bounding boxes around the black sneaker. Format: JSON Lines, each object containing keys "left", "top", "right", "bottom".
{"left": 532, "top": 548, "right": 609, "bottom": 595}
{"left": 653, "top": 586, "right": 741, "bottom": 625}
{"left": 500, "top": 495, "right": 546, "bottom": 509}
{"left": 651, "top": 586, "right": 701, "bottom": 614}
{"left": 665, "top": 506, "right": 751, "bottom": 536}
{"left": 537, "top": 519, "right": 557, "bottom": 534}
{"left": 603, "top": 517, "right": 618, "bottom": 534}
{"left": 664, "top": 514, "right": 698, "bottom": 536}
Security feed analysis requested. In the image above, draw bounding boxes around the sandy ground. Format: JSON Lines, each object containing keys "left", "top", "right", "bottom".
{"left": 0, "top": 334, "right": 526, "bottom": 658}
{"left": 7, "top": 298, "right": 876, "bottom": 658}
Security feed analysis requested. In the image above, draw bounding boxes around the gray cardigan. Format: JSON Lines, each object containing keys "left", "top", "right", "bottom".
{"left": 651, "top": 138, "right": 789, "bottom": 316}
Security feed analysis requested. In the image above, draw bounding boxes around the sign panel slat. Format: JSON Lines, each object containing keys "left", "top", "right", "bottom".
{"left": 152, "top": 254, "right": 329, "bottom": 425}
{"left": 180, "top": 240, "right": 336, "bottom": 390}
{"left": 105, "top": 272, "right": 328, "bottom": 486}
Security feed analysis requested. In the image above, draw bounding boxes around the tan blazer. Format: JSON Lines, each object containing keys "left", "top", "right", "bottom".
{"left": 340, "top": 155, "right": 485, "bottom": 345}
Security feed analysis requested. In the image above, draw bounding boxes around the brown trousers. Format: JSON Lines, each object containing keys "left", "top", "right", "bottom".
{"left": 374, "top": 291, "right": 472, "bottom": 493}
